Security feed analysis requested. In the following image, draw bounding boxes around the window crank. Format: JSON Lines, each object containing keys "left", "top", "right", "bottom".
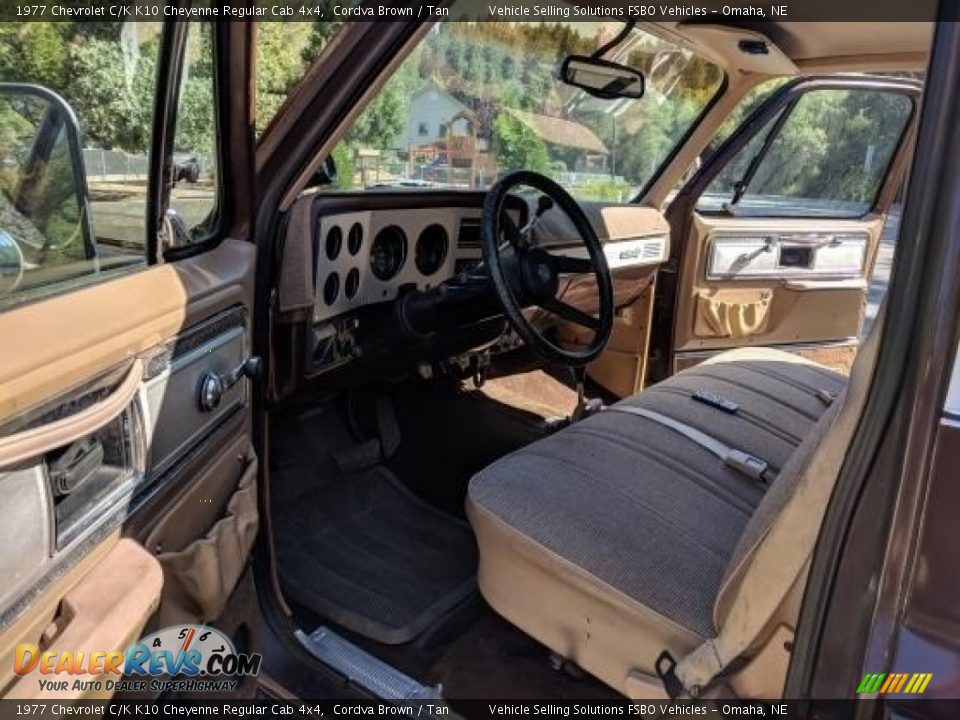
{"left": 198, "top": 356, "right": 262, "bottom": 412}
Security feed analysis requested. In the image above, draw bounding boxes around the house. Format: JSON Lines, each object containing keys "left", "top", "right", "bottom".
{"left": 501, "top": 108, "right": 608, "bottom": 156}
{"left": 400, "top": 84, "right": 475, "bottom": 150}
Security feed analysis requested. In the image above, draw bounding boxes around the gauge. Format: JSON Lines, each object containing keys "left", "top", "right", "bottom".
{"left": 325, "top": 226, "right": 342, "bottom": 261}
{"left": 345, "top": 267, "right": 360, "bottom": 299}
{"left": 370, "top": 226, "right": 407, "bottom": 281}
{"left": 323, "top": 272, "right": 339, "bottom": 305}
{"left": 415, "top": 224, "right": 449, "bottom": 276}
{"left": 348, "top": 222, "right": 363, "bottom": 255}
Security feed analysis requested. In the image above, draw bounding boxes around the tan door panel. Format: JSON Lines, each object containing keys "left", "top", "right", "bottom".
{"left": 0, "top": 239, "right": 255, "bottom": 425}
{"left": 3, "top": 539, "right": 162, "bottom": 701}
{"left": 674, "top": 214, "right": 884, "bottom": 358}
{"left": 0, "top": 238, "right": 257, "bottom": 701}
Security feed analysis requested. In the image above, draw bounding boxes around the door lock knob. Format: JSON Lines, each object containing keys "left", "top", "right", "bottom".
{"left": 198, "top": 356, "right": 261, "bottom": 412}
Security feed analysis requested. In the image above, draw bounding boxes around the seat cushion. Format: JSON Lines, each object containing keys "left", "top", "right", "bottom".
{"left": 466, "top": 348, "right": 845, "bottom": 694}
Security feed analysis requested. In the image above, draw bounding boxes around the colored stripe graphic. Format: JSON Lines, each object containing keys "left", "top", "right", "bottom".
{"left": 858, "top": 672, "right": 932, "bottom": 694}
{"left": 857, "top": 673, "right": 885, "bottom": 693}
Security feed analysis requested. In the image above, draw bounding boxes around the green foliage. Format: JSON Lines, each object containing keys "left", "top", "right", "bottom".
{"left": 346, "top": 77, "right": 405, "bottom": 151}
{"left": 331, "top": 143, "right": 355, "bottom": 190}
{"left": 573, "top": 177, "right": 633, "bottom": 203}
{"left": 255, "top": 23, "right": 316, "bottom": 134}
{"left": 65, "top": 38, "right": 157, "bottom": 152}
{"left": 345, "top": 52, "right": 424, "bottom": 153}
{"left": 0, "top": 23, "right": 69, "bottom": 88}
{"left": 491, "top": 114, "right": 550, "bottom": 176}
{"left": 703, "top": 88, "right": 913, "bottom": 209}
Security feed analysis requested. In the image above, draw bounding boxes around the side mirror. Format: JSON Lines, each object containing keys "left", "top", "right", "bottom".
{"left": 311, "top": 154, "right": 338, "bottom": 187}
{"left": 560, "top": 55, "right": 645, "bottom": 100}
{"left": 0, "top": 83, "right": 94, "bottom": 287}
{"left": 0, "top": 230, "right": 24, "bottom": 296}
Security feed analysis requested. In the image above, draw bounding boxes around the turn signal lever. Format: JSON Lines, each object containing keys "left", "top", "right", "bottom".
{"left": 198, "top": 356, "right": 262, "bottom": 412}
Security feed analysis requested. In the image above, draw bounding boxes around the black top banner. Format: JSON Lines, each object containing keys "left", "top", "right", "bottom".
{"left": 0, "top": 0, "right": 943, "bottom": 22}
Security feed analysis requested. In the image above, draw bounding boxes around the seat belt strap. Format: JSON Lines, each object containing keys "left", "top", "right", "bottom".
{"left": 605, "top": 405, "right": 774, "bottom": 483}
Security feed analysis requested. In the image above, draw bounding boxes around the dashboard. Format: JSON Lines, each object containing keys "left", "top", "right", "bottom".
{"left": 280, "top": 191, "right": 671, "bottom": 379}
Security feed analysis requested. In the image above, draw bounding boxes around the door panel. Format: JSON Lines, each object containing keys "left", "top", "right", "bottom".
{"left": 0, "top": 240, "right": 254, "bottom": 425}
{"left": 5, "top": 539, "right": 162, "bottom": 701}
{"left": 0, "top": 240, "right": 256, "bottom": 697}
{"left": 663, "top": 77, "right": 920, "bottom": 378}
{"left": 0, "top": 19, "right": 255, "bottom": 703}
{"left": 674, "top": 214, "right": 884, "bottom": 359}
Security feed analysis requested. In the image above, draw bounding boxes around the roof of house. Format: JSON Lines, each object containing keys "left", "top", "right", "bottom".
{"left": 503, "top": 108, "right": 608, "bottom": 154}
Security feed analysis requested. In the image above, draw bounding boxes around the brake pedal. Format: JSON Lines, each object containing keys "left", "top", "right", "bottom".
{"left": 375, "top": 396, "right": 402, "bottom": 459}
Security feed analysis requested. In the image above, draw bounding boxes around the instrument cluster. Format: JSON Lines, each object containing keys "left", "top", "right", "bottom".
{"left": 312, "top": 208, "right": 468, "bottom": 324}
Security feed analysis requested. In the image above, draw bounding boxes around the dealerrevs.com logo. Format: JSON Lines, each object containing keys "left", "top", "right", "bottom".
{"left": 14, "top": 625, "right": 261, "bottom": 694}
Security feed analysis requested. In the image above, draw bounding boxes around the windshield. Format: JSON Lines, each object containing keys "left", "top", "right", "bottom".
{"left": 326, "top": 16, "right": 724, "bottom": 202}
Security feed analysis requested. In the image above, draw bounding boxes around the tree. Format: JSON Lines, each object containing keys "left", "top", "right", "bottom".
{"left": 255, "top": 23, "right": 316, "bottom": 134}
{"left": 0, "top": 23, "right": 69, "bottom": 89}
{"left": 492, "top": 113, "right": 550, "bottom": 176}
{"left": 65, "top": 37, "right": 157, "bottom": 152}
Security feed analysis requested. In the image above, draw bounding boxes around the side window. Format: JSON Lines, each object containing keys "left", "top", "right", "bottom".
{"left": 167, "top": 23, "right": 218, "bottom": 246}
{"left": 0, "top": 23, "right": 161, "bottom": 307}
{"left": 0, "top": 22, "right": 216, "bottom": 309}
{"left": 697, "top": 88, "right": 913, "bottom": 218}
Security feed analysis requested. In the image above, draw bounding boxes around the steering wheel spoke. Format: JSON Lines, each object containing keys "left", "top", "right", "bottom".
{"left": 500, "top": 211, "right": 526, "bottom": 251}
{"left": 541, "top": 297, "right": 601, "bottom": 331}
{"left": 482, "top": 170, "right": 614, "bottom": 366}
{"left": 550, "top": 254, "right": 595, "bottom": 275}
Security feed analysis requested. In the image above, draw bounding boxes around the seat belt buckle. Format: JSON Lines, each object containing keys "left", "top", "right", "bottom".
{"left": 654, "top": 650, "right": 684, "bottom": 700}
{"left": 724, "top": 450, "right": 769, "bottom": 483}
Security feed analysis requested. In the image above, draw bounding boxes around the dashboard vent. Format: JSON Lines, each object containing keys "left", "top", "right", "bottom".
{"left": 642, "top": 239, "right": 663, "bottom": 260}
{"left": 458, "top": 218, "right": 482, "bottom": 249}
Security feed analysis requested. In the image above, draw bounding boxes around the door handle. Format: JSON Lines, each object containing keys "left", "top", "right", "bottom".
{"left": 0, "top": 359, "right": 143, "bottom": 469}
{"left": 198, "top": 356, "right": 261, "bottom": 412}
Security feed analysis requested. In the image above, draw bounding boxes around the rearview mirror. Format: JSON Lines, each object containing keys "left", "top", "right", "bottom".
{"left": 560, "top": 56, "right": 645, "bottom": 100}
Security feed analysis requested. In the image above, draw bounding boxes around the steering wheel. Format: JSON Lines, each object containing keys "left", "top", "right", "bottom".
{"left": 482, "top": 171, "right": 614, "bottom": 366}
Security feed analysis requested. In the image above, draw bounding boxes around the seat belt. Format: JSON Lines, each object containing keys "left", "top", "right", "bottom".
{"left": 605, "top": 405, "right": 775, "bottom": 484}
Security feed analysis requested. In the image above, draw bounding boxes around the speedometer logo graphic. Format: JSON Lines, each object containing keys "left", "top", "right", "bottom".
{"left": 126, "top": 625, "right": 261, "bottom": 677}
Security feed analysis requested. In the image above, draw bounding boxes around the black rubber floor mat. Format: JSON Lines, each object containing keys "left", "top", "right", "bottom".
{"left": 275, "top": 466, "right": 478, "bottom": 644}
